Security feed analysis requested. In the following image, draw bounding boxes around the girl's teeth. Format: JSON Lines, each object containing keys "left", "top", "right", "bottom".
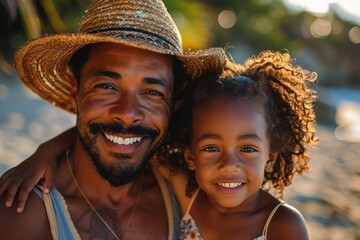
{"left": 217, "top": 182, "right": 242, "bottom": 188}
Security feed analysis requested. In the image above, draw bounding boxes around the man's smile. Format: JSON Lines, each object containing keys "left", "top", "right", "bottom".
{"left": 104, "top": 133, "right": 143, "bottom": 145}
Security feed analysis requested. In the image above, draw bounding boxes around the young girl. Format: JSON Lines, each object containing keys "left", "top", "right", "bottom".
{"left": 153, "top": 50, "right": 317, "bottom": 239}
{"left": 0, "top": 51, "right": 317, "bottom": 239}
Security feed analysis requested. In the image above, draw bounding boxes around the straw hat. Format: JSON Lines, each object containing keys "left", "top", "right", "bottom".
{"left": 14, "top": 0, "right": 227, "bottom": 113}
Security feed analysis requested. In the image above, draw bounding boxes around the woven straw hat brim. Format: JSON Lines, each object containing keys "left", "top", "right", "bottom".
{"left": 15, "top": 33, "right": 227, "bottom": 113}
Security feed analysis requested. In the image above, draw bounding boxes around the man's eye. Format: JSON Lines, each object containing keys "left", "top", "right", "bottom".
{"left": 94, "top": 83, "right": 116, "bottom": 90}
{"left": 241, "top": 146, "right": 257, "bottom": 153}
{"left": 146, "top": 90, "right": 164, "bottom": 97}
{"left": 203, "top": 146, "right": 219, "bottom": 152}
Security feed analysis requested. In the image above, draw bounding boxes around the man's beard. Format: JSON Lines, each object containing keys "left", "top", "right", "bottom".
{"left": 77, "top": 122, "right": 161, "bottom": 186}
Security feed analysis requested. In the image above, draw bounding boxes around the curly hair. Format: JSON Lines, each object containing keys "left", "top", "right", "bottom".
{"left": 156, "top": 50, "right": 318, "bottom": 198}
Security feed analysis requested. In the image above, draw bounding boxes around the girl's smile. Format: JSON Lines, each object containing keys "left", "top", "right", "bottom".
{"left": 215, "top": 181, "right": 245, "bottom": 194}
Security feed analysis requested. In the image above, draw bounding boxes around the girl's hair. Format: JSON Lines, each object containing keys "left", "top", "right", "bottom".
{"left": 157, "top": 50, "right": 318, "bottom": 198}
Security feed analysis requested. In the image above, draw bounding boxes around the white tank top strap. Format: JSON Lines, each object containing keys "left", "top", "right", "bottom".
{"left": 261, "top": 201, "right": 285, "bottom": 237}
{"left": 183, "top": 188, "right": 201, "bottom": 216}
{"left": 152, "top": 166, "right": 174, "bottom": 240}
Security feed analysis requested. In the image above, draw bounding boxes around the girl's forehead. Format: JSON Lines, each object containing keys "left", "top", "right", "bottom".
{"left": 193, "top": 98, "right": 266, "bottom": 127}
{"left": 194, "top": 97, "right": 263, "bottom": 117}
{"left": 191, "top": 98, "right": 269, "bottom": 144}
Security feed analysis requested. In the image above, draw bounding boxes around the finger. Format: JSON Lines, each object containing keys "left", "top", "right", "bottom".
{"left": 0, "top": 169, "right": 15, "bottom": 195}
{"left": 0, "top": 170, "right": 11, "bottom": 182}
{"left": 5, "top": 179, "right": 23, "bottom": 208}
{"left": 0, "top": 177, "right": 10, "bottom": 196}
{"left": 15, "top": 181, "right": 35, "bottom": 213}
{"left": 0, "top": 179, "right": 10, "bottom": 197}
{"left": 43, "top": 168, "right": 56, "bottom": 193}
{"left": 0, "top": 167, "right": 15, "bottom": 180}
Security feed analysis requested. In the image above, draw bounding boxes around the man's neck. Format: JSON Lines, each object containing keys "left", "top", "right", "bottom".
{"left": 53, "top": 141, "right": 168, "bottom": 240}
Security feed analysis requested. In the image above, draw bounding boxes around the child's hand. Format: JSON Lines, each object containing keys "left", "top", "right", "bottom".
{"left": 0, "top": 144, "right": 57, "bottom": 213}
{"left": 0, "top": 127, "right": 75, "bottom": 213}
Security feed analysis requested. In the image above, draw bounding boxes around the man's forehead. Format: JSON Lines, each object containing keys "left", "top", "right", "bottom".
{"left": 79, "top": 43, "right": 175, "bottom": 82}
{"left": 87, "top": 43, "right": 174, "bottom": 69}
{"left": 88, "top": 42, "right": 174, "bottom": 61}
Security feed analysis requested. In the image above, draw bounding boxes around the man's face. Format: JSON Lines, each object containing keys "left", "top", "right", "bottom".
{"left": 74, "top": 43, "right": 174, "bottom": 186}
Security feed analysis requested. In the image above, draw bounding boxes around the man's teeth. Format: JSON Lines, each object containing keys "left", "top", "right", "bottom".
{"left": 217, "top": 182, "right": 242, "bottom": 188}
{"left": 104, "top": 133, "right": 142, "bottom": 145}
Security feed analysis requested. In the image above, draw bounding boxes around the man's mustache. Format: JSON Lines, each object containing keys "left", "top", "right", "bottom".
{"left": 89, "top": 122, "right": 159, "bottom": 139}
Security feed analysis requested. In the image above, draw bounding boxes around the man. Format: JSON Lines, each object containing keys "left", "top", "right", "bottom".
{"left": 0, "top": 0, "right": 227, "bottom": 239}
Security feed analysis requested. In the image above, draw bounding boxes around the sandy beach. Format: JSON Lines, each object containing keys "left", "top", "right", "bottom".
{"left": 287, "top": 125, "right": 360, "bottom": 240}
{"left": 0, "top": 75, "right": 359, "bottom": 239}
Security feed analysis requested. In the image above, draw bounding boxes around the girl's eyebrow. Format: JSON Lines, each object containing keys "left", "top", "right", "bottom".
{"left": 195, "top": 133, "right": 263, "bottom": 143}
{"left": 237, "top": 133, "right": 263, "bottom": 142}
{"left": 195, "top": 133, "right": 221, "bottom": 143}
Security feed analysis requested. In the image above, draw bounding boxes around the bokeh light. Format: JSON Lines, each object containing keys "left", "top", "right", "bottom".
{"left": 7, "top": 112, "right": 25, "bottom": 130}
{"left": 348, "top": 26, "right": 360, "bottom": 44}
{"left": 336, "top": 101, "right": 360, "bottom": 126}
{"left": 335, "top": 101, "right": 360, "bottom": 142}
{"left": 310, "top": 18, "right": 332, "bottom": 38}
{"left": 218, "top": 10, "right": 237, "bottom": 29}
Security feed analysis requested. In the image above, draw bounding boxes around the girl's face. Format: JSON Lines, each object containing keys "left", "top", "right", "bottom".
{"left": 185, "top": 97, "right": 275, "bottom": 211}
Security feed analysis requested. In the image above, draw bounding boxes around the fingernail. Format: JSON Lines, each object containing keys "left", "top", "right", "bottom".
{"left": 5, "top": 201, "right": 11, "bottom": 207}
{"left": 16, "top": 207, "right": 22, "bottom": 213}
{"left": 45, "top": 188, "right": 49, "bottom": 194}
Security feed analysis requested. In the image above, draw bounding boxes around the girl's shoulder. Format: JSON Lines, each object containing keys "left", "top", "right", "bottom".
{"left": 267, "top": 202, "right": 310, "bottom": 240}
{"left": 258, "top": 191, "right": 309, "bottom": 239}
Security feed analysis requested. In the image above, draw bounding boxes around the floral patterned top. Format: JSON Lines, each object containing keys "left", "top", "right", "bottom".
{"left": 179, "top": 189, "right": 284, "bottom": 240}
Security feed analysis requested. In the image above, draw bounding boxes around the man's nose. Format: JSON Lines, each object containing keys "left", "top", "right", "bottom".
{"left": 218, "top": 152, "right": 241, "bottom": 172}
{"left": 110, "top": 91, "right": 144, "bottom": 126}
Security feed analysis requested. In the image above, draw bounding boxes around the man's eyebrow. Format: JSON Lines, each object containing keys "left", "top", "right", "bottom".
{"left": 94, "top": 70, "right": 122, "bottom": 79}
{"left": 144, "top": 77, "right": 170, "bottom": 89}
{"left": 92, "top": 72, "right": 170, "bottom": 89}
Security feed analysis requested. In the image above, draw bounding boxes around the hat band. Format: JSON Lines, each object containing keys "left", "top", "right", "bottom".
{"left": 88, "top": 27, "right": 181, "bottom": 52}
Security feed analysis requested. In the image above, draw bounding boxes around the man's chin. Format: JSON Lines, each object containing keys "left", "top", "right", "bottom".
{"left": 102, "top": 165, "right": 146, "bottom": 187}
{"left": 92, "top": 155, "right": 149, "bottom": 187}
{"left": 77, "top": 130, "right": 159, "bottom": 186}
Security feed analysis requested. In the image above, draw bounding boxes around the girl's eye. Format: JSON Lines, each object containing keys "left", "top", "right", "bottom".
{"left": 203, "top": 146, "right": 219, "bottom": 152}
{"left": 94, "top": 83, "right": 116, "bottom": 90}
{"left": 241, "top": 146, "right": 257, "bottom": 153}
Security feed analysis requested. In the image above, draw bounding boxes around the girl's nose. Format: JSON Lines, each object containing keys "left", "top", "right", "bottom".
{"left": 218, "top": 153, "right": 241, "bottom": 172}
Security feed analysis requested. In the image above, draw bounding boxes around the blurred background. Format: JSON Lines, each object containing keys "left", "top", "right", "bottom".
{"left": 0, "top": 0, "right": 359, "bottom": 239}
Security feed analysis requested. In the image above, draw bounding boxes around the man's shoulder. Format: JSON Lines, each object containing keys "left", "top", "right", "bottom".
{"left": 0, "top": 189, "right": 52, "bottom": 239}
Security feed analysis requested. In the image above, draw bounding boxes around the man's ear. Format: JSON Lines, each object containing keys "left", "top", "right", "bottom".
{"left": 184, "top": 147, "right": 196, "bottom": 171}
{"left": 265, "top": 152, "right": 278, "bottom": 173}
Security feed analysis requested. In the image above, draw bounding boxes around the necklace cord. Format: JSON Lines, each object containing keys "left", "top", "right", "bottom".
{"left": 66, "top": 149, "right": 144, "bottom": 240}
